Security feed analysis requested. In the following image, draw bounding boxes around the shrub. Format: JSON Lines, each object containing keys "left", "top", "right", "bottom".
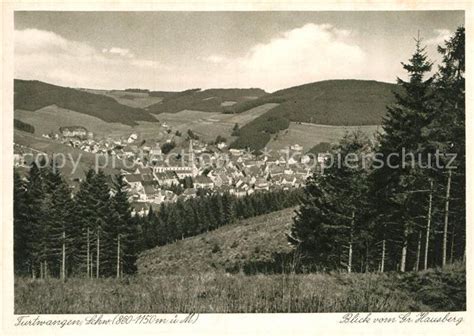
{"left": 160, "top": 141, "right": 176, "bottom": 154}
{"left": 211, "top": 243, "right": 221, "bottom": 254}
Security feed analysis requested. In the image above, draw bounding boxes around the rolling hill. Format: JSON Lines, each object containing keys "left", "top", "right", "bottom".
{"left": 14, "top": 79, "right": 396, "bottom": 152}
{"left": 230, "top": 80, "right": 397, "bottom": 150}
{"left": 14, "top": 79, "right": 158, "bottom": 126}
{"left": 232, "top": 79, "right": 398, "bottom": 124}
{"left": 146, "top": 88, "right": 268, "bottom": 114}
{"left": 138, "top": 207, "right": 297, "bottom": 276}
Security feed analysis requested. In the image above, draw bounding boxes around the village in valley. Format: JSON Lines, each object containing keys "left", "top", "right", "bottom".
{"left": 11, "top": 10, "right": 467, "bottom": 317}
{"left": 14, "top": 123, "right": 324, "bottom": 217}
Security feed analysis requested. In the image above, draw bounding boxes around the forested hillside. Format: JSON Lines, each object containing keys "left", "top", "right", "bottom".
{"left": 230, "top": 80, "right": 398, "bottom": 151}
{"left": 147, "top": 88, "right": 267, "bottom": 114}
{"left": 14, "top": 80, "right": 158, "bottom": 126}
{"left": 14, "top": 119, "right": 35, "bottom": 133}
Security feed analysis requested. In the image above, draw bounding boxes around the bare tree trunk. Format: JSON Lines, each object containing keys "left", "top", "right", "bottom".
{"left": 424, "top": 180, "right": 433, "bottom": 270}
{"left": 116, "top": 234, "right": 121, "bottom": 279}
{"left": 414, "top": 231, "right": 421, "bottom": 271}
{"left": 44, "top": 261, "right": 48, "bottom": 279}
{"left": 40, "top": 261, "right": 43, "bottom": 279}
{"left": 347, "top": 211, "right": 354, "bottom": 273}
{"left": 450, "top": 230, "right": 455, "bottom": 263}
{"left": 442, "top": 169, "right": 452, "bottom": 267}
{"left": 61, "top": 230, "right": 66, "bottom": 281}
{"left": 400, "top": 225, "right": 408, "bottom": 272}
{"left": 365, "top": 242, "right": 369, "bottom": 273}
{"left": 86, "top": 228, "right": 90, "bottom": 278}
{"left": 96, "top": 231, "right": 100, "bottom": 279}
{"left": 380, "top": 239, "right": 386, "bottom": 273}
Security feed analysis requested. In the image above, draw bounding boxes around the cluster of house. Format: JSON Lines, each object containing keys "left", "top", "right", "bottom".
{"left": 41, "top": 126, "right": 147, "bottom": 156}
{"left": 123, "top": 144, "right": 327, "bottom": 217}
{"left": 21, "top": 125, "right": 330, "bottom": 217}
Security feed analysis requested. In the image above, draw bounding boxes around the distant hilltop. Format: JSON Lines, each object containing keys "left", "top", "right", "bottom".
{"left": 14, "top": 78, "right": 397, "bottom": 151}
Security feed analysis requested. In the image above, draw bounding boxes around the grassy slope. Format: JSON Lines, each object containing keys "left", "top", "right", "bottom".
{"left": 138, "top": 207, "right": 297, "bottom": 276}
{"left": 156, "top": 103, "right": 280, "bottom": 143}
{"left": 14, "top": 79, "right": 158, "bottom": 126}
{"left": 15, "top": 263, "right": 465, "bottom": 313}
{"left": 266, "top": 123, "right": 381, "bottom": 152}
{"left": 147, "top": 88, "right": 267, "bottom": 114}
{"left": 15, "top": 106, "right": 132, "bottom": 137}
{"left": 82, "top": 89, "right": 173, "bottom": 108}
{"left": 14, "top": 131, "right": 125, "bottom": 180}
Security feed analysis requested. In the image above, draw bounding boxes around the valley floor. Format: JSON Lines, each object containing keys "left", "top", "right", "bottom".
{"left": 15, "top": 262, "right": 465, "bottom": 314}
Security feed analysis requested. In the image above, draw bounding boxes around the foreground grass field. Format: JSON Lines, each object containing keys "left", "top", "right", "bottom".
{"left": 15, "top": 263, "right": 465, "bottom": 314}
{"left": 138, "top": 208, "right": 296, "bottom": 276}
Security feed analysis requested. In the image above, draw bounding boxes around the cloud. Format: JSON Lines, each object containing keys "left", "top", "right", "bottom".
{"left": 14, "top": 24, "right": 400, "bottom": 92}
{"left": 102, "top": 47, "right": 135, "bottom": 58}
{"left": 425, "top": 29, "right": 452, "bottom": 46}
{"left": 15, "top": 29, "right": 96, "bottom": 57}
{"left": 198, "top": 23, "right": 367, "bottom": 91}
{"left": 201, "top": 55, "right": 226, "bottom": 64}
{"left": 15, "top": 29, "right": 166, "bottom": 89}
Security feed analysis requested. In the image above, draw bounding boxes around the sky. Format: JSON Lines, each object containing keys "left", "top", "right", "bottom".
{"left": 14, "top": 11, "right": 464, "bottom": 92}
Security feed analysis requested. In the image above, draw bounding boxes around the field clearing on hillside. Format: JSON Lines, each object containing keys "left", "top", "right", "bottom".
{"left": 157, "top": 110, "right": 231, "bottom": 141}
{"left": 83, "top": 89, "right": 165, "bottom": 108}
{"left": 267, "top": 122, "right": 382, "bottom": 152}
{"left": 14, "top": 131, "right": 124, "bottom": 179}
{"left": 15, "top": 106, "right": 165, "bottom": 141}
{"left": 138, "top": 208, "right": 296, "bottom": 276}
{"left": 15, "top": 103, "right": 279, "bottom": 146}
{"left": 15, "top": 106, "right": 132, "bottom": 136}
{"left": 225, "top": 103, "right": 280, "bottom": 124}
{"left": 15, "top": 263, "right": 465, "bottom": 313}
{"left": 155, "top": 103, "right": 279, "bottom": 142}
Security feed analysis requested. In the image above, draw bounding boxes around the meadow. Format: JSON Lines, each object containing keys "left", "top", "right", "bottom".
{"left": 14, "top": 262, "right": 465, "bottom": 314}
{"left": 156, "top": 103, "right": 279, "bottom": 142}
{"left": 14, "top": 131, "right": 126, "bottom": 179}
{"left": 14, "top": 107, "right": 164, "bottom": 139}
{"left": 14, "top": 102, "right": 279, "bottom": 145}
{"left": 138, "top": 208, "right": 296, "bottom": 276}
{"left": 83, "top": 89, "right": 165, "bottom": 109}
{"left": 266, "top": 122, "right": 381, "bottom": 152}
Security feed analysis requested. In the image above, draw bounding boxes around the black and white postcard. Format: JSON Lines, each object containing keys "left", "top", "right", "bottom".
{"left": 1, "top": 1, "right": 472, "bottom": 335}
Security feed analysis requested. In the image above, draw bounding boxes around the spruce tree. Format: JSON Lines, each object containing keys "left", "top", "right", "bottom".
{"left": 289, "top": 132, "right": 371, "bottom": 271}
{"left": 24, "top": 162, "right": 47, "bottom": 278}
{"left": 13, "top": 171, "right": 30, "bottom": 276}
{"left": 425, "top": 27, "right": 465, "bottom": 265}
{"left": 72, "top": 169, "right": 97, "bottom": 277}
{"left": 109, "top": 174, "right": 138, "bottom": 276}
{"left": 371, "top": 36, "right": 434, "bottom": 272}
{"left": 222, "top": 193, "right": 236, "bottom": 224}
{"left": 91, "top": 170, "right": 114, "bottom": 277}
{"left": 43, "top": 163, "right": 73, "bottom": 279}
